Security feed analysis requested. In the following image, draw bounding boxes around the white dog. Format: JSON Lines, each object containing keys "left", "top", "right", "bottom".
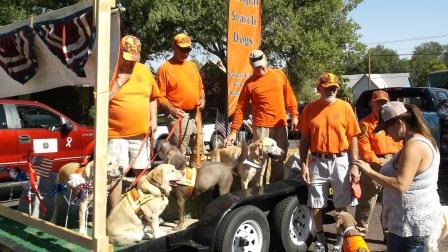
{"left": 425, "top": 206, "right": 448, "bottom": 252}
{"left": 50, "top": 161, "right": 94, "bottom": 236}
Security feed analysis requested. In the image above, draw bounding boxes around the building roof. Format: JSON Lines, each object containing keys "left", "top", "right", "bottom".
{"left": 343, "top": 73, "right": 411, "bottom": 89}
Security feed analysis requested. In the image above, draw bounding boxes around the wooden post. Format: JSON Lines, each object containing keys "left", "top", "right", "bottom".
{"left": 92, "top": 0, "right": 113, "bottom": 251}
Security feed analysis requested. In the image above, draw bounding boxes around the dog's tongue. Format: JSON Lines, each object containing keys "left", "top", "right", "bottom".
{"left": 352, "top": 182, "right": 361, "bottom": 199}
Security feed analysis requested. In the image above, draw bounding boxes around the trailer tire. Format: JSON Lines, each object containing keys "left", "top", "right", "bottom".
{"left": 215, "top": 205, "right": 270, "bottom": 252}
{"left": 271, "top": 196, "right": 312, "bottom": 251}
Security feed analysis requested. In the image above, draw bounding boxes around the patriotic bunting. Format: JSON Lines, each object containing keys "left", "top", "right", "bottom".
{"left": 34, "top": 7, "right": 94, "bottom": 77}
{"left": 0, "top": 26, "right": 38, "bottom": 84}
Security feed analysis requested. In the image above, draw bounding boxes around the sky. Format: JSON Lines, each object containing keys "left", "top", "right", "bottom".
{"left": 349, "top": 0, "right": 448, "bottom": 57}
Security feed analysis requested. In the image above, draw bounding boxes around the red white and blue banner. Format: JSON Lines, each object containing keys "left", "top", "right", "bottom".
{"left": 0, "top": 26, "right": 38, "bottom": 84}
{"left": 0, "top": 1, "right": 120, "bottom": 98}
{"left": 34, "top": 7, "right": 94, "bottom": 77}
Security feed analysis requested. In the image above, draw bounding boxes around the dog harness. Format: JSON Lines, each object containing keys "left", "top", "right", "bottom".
{"left": 126, "top": 188, "right": 157, "bottom": 218}
{"left": 342, "top": 235, "right": 369, "bottom": 252}
{"left": 242, "top": 159, "right": 261, "bottom": 169}
{"left": 176, "top": 167, "right": 197, "bottom": 198}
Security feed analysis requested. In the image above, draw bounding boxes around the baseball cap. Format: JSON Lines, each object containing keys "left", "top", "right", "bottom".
{"left": 374, "top": 101, "right": 408, "bottom": 133}
{"left": 317, "top": 72, "right": 340, "bottom": 88}
{"left": 173, "top": 33, "right": 192, "bottom": 48}
{"left": 372, "top": 90, "right": 390, "bottom": 102}
{"left": 121, "top": 35, "right": 141, "bottom": 62}
{"left": 249, "top": 49, "right": 268, "bottom": 68}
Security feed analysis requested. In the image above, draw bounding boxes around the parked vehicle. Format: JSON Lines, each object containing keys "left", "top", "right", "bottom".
{"left": 0, "top": 99, "right": 94, "bottom": 182}
{"left": 355, "top": 87, "right": 448, "bottom": 157}
{"left": 428, "top": 70, "right": 448, "bottom": 90}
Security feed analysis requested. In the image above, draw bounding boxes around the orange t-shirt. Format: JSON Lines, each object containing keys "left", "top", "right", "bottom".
{"left": 231, "top": 69, "right": 298, "bottom": 132}
{"left": 300, "top": 99, "right": 360, "bottom": 153}
{"left": 109, "top": 63, "right": 160, "bottom": 138}
{"left": 358, "top": 112, "right": 403, "bottom": 164}
{"left": 157, "top": 59, "right": 204, "bottom": 111}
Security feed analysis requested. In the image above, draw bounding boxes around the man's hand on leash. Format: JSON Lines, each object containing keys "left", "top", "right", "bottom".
{"left": 168, "top": 105, "right": 184, "bottom": 118}
{"left": 349, "top": 162, "right": 362, "bottom": 183}
{"left": 224, "top": 132, "right": 237, "bottom": 147}
{"left": 196, "top": 98, "right": 205, "bottom": 110}
{"left": 300, "top": 164, "right": 310, "bottom": 184}
{"left": 291, "top": 115, "right": 299, "bottom": 130}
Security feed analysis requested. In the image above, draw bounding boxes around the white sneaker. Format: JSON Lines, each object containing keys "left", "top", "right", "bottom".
{"left": 314, "top": 242, "right": 327, "bottom": 252}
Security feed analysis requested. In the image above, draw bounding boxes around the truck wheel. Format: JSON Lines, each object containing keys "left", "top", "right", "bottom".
{"left": 271, "top": 196, "right": 312, "bottom": 251}
{"left": 215, "top": 205, "right": 270, "bottom": 252}
{"left": 210, "top": 133, "right": 224, "bottom": 150}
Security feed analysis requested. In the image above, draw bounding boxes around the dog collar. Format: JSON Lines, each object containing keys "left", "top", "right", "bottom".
{"left": 342, "top": 226, "right": 356, "bottom": 236}
{"left": 242, "top": 159, "right": 261, "bottom": 169}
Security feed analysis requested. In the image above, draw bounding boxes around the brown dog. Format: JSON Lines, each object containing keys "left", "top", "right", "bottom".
{"left": 334, "top": 211, "right": 369, "bottom": 252}
{"left": 107, "top": 164, "right": 181, "bottom": 246}
{"left": 237, "top": 137, "right": 284, "bottom": 190}
{"left": 50, "top": 161, "right": 94, "bottom": 236}
{"left": 159, "top": 141, "right": 236, "bottom": 230}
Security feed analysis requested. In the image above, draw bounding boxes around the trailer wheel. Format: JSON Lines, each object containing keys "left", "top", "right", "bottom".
{"left": 271, "top": 196, "right": 312, "bottom": 251}
{"left": 215, "top": 205, "right": 270, "bottom": 252}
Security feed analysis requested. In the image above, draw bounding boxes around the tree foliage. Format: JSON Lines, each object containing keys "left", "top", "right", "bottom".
{"left": 1, "top": 0, "right": 362, "bottom": 103}
{"left": 410, "top": 42, "right": 448, "bottom": 86}
{"left": 0, "top": 0, "right": 81, "bottom": 26}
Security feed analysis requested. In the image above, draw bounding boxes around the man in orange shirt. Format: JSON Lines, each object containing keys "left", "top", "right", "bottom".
{"left": 299, "top": 72, "right": 361, "bottom": 251}
{"left": 157, "top": 33, "right": 205, "bottom": 167}
{"left": 355, "top": 90, "right": 402, "bottom": 237}
{"left": 108, "top": 35, "right": 160, "bottom": 209}
{"left": 224, "top": 49, "right": 299, "bottom": 182}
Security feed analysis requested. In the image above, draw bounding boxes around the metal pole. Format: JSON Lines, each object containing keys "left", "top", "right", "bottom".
{"left": 368, "top": 51, "right": 371, "bottom": 90}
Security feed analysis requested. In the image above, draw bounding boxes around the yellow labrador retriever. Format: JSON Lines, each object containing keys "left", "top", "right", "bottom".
{"left": 237, "top": 137, "right": 284, "bottom": 190}
{"left": 107, "top": 164, "right": 181, "bottom": 246}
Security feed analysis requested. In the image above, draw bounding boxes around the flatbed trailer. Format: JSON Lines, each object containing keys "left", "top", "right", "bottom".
{"left": 0, "top": 180, "right": 312, "bottom": 252}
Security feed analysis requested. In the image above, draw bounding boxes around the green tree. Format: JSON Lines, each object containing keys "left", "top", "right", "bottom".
{"left": 0, "top": 1, "right": 81, "bottom": 25}
{"left": 366, "top": 45, "right": 409, "bottom": 73}
{"left": 410, "top": 42, "right": 448, "bottom": 86}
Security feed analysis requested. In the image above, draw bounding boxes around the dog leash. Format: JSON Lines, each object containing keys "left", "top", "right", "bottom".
{"left": 126, "top": 117, "right": 182, "bottom": 191}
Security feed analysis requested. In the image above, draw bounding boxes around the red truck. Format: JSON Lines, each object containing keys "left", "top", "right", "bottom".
{"left": 0, "top": 99, "right": 94, "bottom": 182}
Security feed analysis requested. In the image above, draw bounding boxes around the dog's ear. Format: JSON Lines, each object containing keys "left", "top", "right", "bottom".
{"left": 334, "top": 212, "right": 343, "bottom": 229}
{"left": 148, "top": 166, "right": 164, "bottom": 186}
{"left": 255, "top": 141, "right": 264, "bottom": 157}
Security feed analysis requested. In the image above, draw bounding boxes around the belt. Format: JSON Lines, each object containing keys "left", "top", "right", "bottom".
{"left": 377, "top": 154, "right": 393, "bottom": 159}
{"left": 311, "top": 152, "right": 346, "bottom": 159}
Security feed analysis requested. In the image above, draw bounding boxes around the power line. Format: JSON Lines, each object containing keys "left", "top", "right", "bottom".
{"left": 366, "top": 34, "right": 448, "bottom": 45}
{"left": 370, "top": 53, "right": 445, "bottom": 57}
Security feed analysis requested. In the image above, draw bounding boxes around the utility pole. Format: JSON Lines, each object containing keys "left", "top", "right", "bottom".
{"left": 368, "top": 50, "right": 371, "bottom": 90}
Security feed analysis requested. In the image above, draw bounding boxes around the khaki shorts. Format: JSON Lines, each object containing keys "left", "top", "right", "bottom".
{"left": 108, "top": 137, "right": 151, "bottom": 175}
{"left": 165, "top": 112, "right": 201, "bottom": 155}
{"left": 307, "top": 152, "right": 357, "bottom": 209}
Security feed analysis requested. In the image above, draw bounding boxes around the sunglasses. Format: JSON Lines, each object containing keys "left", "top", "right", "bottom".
{"left": 177, "top": 46, "right": 192, "bottom": 53}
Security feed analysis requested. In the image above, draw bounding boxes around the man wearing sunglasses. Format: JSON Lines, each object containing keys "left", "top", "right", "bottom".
{"left": 157, "top": 33, "right": 205, "bottom": 167}
{"left": 299, "top": 72, "right": 361, "bottom": 251}
{"left": 224, "top": 49, "right": 299, "bottom": 183}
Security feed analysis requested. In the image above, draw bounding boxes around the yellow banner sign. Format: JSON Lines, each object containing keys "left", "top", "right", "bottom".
{"left": 227, "top": 0, "right": 262, "bottom": 116}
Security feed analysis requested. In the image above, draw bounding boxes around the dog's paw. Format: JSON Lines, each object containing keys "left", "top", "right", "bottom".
{"left": 143, "top": 232, "right": 155, "bottom": 240}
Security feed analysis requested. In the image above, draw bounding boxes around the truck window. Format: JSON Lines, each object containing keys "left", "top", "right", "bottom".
{"left": 17, "top": 105, "right": 62, "bottom": 129}
{"left": 0, "top": 105, "right": 6, "bottom": 129}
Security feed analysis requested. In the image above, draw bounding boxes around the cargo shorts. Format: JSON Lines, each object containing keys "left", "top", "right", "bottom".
{"left": 307, "top": 152, "right": 357, "bottom": 209}
{"left": 107, "top": 136, "right": 151, "bottom": 177}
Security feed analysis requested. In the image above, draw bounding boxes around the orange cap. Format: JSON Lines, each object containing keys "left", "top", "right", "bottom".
{"left": 121, "top": 35, "right": 141, "bottom": 62}
{"left": 372, "top": 90, "right": 390, "bottom": 102}
{"left": 173, "top": 33, "right": 192, "bottom": 48}
{"left": 318, "top": 72, "right": 340, "bottom": 88}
